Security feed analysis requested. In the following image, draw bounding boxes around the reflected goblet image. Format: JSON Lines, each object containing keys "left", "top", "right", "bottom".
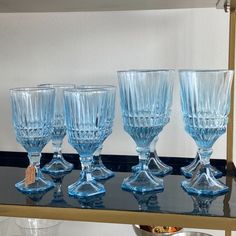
{"left": 179, "top": 70, "right": 233, "bottom": 196}
{"left": 64, "top": 88, "right": 111, "bottom": 197}
{"left": 118, "top": 69, "right": 174, "bottom": 192}
{"left": 10, "top": 87, "right": 55, "bottom": 193}
{"left": 39, "top": 84, "right": 75, "bottom": 176}
{"left": 78, "top": 85, "right": 116, "bottom": 180}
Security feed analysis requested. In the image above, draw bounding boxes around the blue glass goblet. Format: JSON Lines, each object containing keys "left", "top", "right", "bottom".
{"left": 118, "top": 69, "right": 174, "bottom": 192}
{"left": 39, "top": 84, "right": 75, "bottom": 176}
{"left": 78, "top": 85, "right": 116, "bottom": 180}
{"left": 10, "top": 87, "right": 55, "bottom": 194}
{"left": 64, "top": 88, "right": 110, "bottom": 197}
{"left": 179, "top": 70, "right": 233, "bottom": 196}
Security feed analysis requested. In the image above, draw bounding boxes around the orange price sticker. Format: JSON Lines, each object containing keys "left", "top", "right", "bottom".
{"left": 25, "top": 165, "right": 36, "bottom": 187}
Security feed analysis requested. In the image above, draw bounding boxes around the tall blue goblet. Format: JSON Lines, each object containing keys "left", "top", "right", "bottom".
{"left": 64, "top": 88, "right": 111, "bottom": 197}
{"left": 179, "top": 70, "right": 233, "bottom": 196}
{"left": 10, "top": 87, "right": 55, "bottom": 193}
{"left": 78, "top": 85, "right": 116, "bottom": 180}
{"left": 39, "top": 84, "right": 75, "bottom": 176}
{"left": 118, "top": 70, "right": 174, "bottom": 192}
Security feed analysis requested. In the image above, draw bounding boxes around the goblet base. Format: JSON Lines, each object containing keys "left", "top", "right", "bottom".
{"left": 132, "top": 157, "right": 172, "bottom": 177}
{"left": 15, "top": 177, "right": 54, "bottom": 194}
{"left": 181, "top": 155, "right": 222, "bottom": 178}
{"left": 68, "top": 179, "right": 105, "bottom": 198}
{"left": 122, "top": 170, "right": 164, "bottom": 193}
{"left": 42, "top": 156, "right": 73, "bottom": 176}
{"left": 181, "top": 165, "right": 228, "bottom": 196}
{"left": 91, "top": 164, "right": 114, "bottom": 180}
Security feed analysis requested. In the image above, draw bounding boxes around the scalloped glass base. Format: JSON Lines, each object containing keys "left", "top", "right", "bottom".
{"left": 91, "top": 164, "right": 114, "bottom": 180}
{"left": 68, "top": 179, "right": 105, "bottom": 198}
{"left": 181, "top": 154, "right": 222, "bottom": 178}
{"left": 132, "top": 157, "right": 172, "bottom": 177}
{"left": 181, "top": 165, "right": 228, "bottom": 196}
{"left": 122, "top": 170, "right": 164, "bottom": 193}
{"left": 15, "top": 177, "right": 54, "bottom": 194}
{"left": 42, "top": 156, "right": 73, "bottom": 176}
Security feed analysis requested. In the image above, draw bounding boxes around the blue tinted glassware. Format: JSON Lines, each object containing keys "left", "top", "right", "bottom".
{"left": 181, "top": 152, "right": 222, "bottom": 178}
{"left": 78, "top": 85, "right": 116, "bottom": 180}
{"left": 10, "top": 87, "right": 55, "bottom": 193}
{"left": 39, "top": 84, "right": 75, "bottom": 177}
{"left": 147, "top": 136, "right": 173, "bottom": 176}
{"left": 64, "top": 88, "right": 110, "bottom": 197}
{"left": 132, "top": 136, "right": 173, "bottom": 176}
{"left": 118, "top": 70, "right": 174, "bottom": 192}
{"left": 179, "top": 70, "right": 233, "bottom": 196}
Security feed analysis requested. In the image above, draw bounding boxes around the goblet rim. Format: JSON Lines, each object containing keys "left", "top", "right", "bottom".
{"left": 64, "top": 87, "right": 109, "bottom": 94}
{"left": 10, "top": 87, "right": 55, "bottom": 93}
{"left": 77, "top": 85, "right": 116, "bottom": 90}
{"left": 117, "top": 69, "right": 175, "bottom": 73}
{"left": 38, "top": 83, "right": 75, "bottom": 88}
{"left": 178, "top": 69, "right": 234, "bottom": 73}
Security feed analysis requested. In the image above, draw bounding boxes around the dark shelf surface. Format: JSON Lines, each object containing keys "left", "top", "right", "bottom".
{"left": 0, "top": 151, "right": 235, "bottom": 229}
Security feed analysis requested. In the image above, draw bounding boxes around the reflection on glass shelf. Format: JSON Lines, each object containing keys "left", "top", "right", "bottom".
{"left": 0, "top": 151, "right": 233, "bottom": 219}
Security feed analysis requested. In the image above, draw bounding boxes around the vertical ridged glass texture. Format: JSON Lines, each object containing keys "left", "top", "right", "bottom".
{"left": 78, "top": 85, "right": 116, "bottom": 180}
{"left": 118, "top": 70, "right": 173, "bottom": 147}
{"left": 179, "top": 70, "right": 233, "bottom": 196}
{"left": 180, "top": 70, "right": 232, "bottom": 148}
{"left": 39, "top": 84, "right": 75, "bottom": 176}
{"left": 64, "top": 88, "right": 110, "bottom": 197}
{"left": 11, "top": 88, "right": 55, "bottom": 154}
{"left": 118, "top": 70, "right": 174, "bottom": 192}
{"left": 10, "top": 87, "right": 55, "bottom": 194}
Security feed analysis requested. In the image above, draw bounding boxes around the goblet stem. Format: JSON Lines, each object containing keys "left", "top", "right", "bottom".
{"left": 137, "top": 146, "right": 150, "bottom": 171}
{"left": 68, "top": 155, "right": 105, "bottom": 198}
{"left": 42, "top": 139, "right": 73, "bottom": 175}
{"left": 181, "top": 152, "right": 222, "bottom": 178}
{"left": 52, "top": 140, "right": 63, "bottom": 159}
{"left": 80, "top": 156, "right": 94, "bottom": 181}
{"left": 181, "top": 147, "right": 229, "bottom": 196}
{"left": 132, "top": 137, "right": 172, "bottom": 176}
{"left": 28, "top": 152, "right": 41, "bottom": 178}
{"left": 15, "top": 152, "right": 54, "bottom": 194}
{"left": 91, "top": 146, "right": 114, "bottom": 180}
{"left": 122, "top": 146, "right": 164, "bottom": 193}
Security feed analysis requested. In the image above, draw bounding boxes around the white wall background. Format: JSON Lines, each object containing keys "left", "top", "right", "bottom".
{"left": 0, "top": 8, "right": 230, "bottom": 159}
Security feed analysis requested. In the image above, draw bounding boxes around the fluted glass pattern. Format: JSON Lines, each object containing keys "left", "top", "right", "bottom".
{"left": 39, "top": 84, "right": 75, "bottom": 176}
{"left": 64, "top": 88, "right": 110, "bottom": 197}
{"left": 78, "top": 85, "right": 116, "bottom": 180}
{"left": 118, "top": 69, "right": 174, "bottom": 192}
{"left": 10, "top": 87, "right": 55, "bottom": 194}
{"left": 119, "top": 70, "right": 173, "bottom": 147}
{"left": 11, "top": 87, "right": 55, "bottom": 154}
{"left": 179, "top": 70, "right": 233, "bottom": 196}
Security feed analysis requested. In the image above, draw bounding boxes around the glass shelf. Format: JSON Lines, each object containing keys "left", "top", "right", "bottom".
{"left": 0, "top": 151, "right": 235, "bottom": 231}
